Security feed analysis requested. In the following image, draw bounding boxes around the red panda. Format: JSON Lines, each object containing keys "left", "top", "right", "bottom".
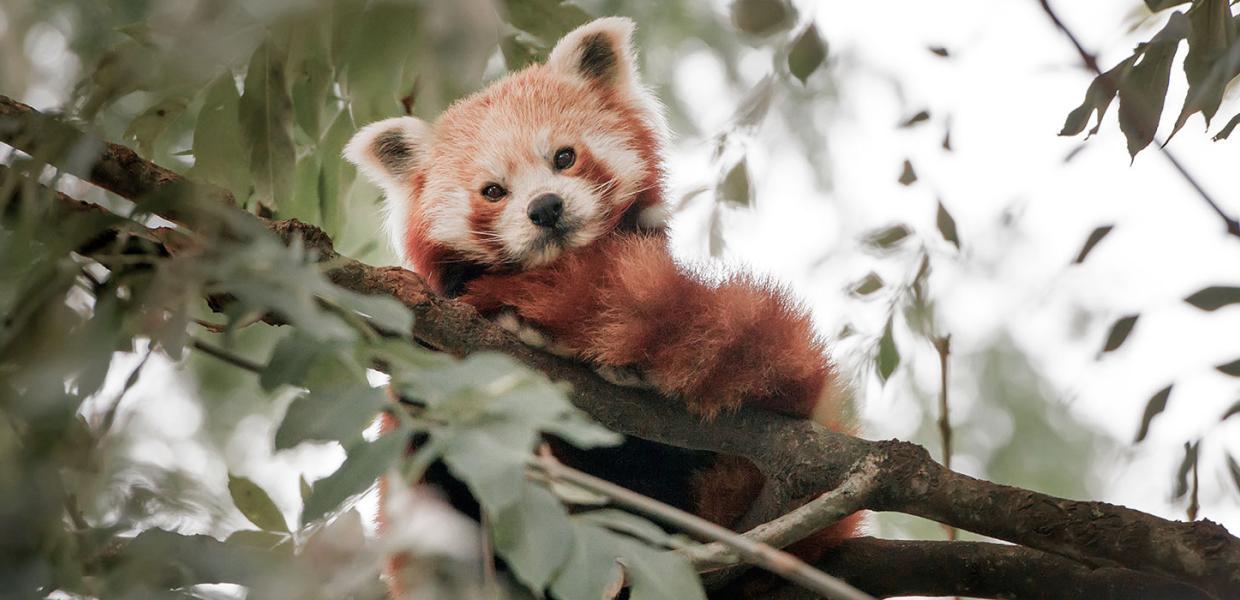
{"left": 346, "top": 16, "right": 858, "bottom": 595}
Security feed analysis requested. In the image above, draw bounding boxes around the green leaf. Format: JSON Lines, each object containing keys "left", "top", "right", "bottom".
{"left": 490, "top": 482, "right": 575, "bottom": 594}
{"left": 574, "top": 509, "right": 674, "bottom": 548}
{"left": 1215, "top": 358, "right": 1240, "bottom": 377}
{"left": 733, "top": 76, "right": 775, "bottom": 129}
{"left": 719, "top": 157, "right": 753, "bottom": 208}
{"left": 1212, "top": 112, "right": 1240, "bottom": 140}
{"left": 936, "top": 200, "right": 960, "bottom": 249}
{"left": 876, "top": 315, "right": 899, "bottom": 383}
{"left": 317, "top": 109, "right": 357, "bottom": 237}
{"left": 228, "top": 475, "right": 289, "bottom": 532}
{"left": 787, "top": 24, "right": 827, "bottom": 84}
{"left": 124, "top": 97, "right": 189, "bottom": 158}
{"left": 1172, "top": 440, "right": 1199, "bottom": 499}
{"left": 1226, "top": 453, "right": 1240, "bottom": 496}
{"left": 898, "top": 159, "right": 917, "bottom": 185}
{"left": 1117, "top": 13, "right": 1188, "bottom": 157}
{"left": 550, "top": 524, "right": 625, "bottom": 600}
{"left": 116, "top": 529, "right": 272, "bottom": 587}
{"left": 261, "top": 332, "right": 346, "bottom": 391}
{"left": 192, "top": 73, "right": 250, "bottom": 197}
{"left": 849, "top": 272, "right": 884, "bottom": 297}
{"left": 900, "top": 110, "right": 931, "bottom": 128}
{"left": 1185, "top": 285, "right": 1240, "bottom": 311}
{"left": 320, "top": 286, "right": 414, "bottom": 337}
{"left": 1144, "top": 0, "right": 1191, "bottom": 10}
{"left": 863, "top": 224, "right": 912, "bottom": 250}
{"left": 1060, "top": 57, "right": 1135, "bottom": 138}
{"left": 302, "top": 432, "right": 406, "bottom": 524}
{"left": 1134, "top": 384, "right": 1173, "bottom": 442}
{"left": 1169, "top": 0, "right": 1238, "bottom": 138}
{"left": 501, "top": 0, "right": 592, "bottom": 48}
{"left": 501, "top": 31, "right": 546, "bottom": 70}
{"left": 1101, "top": 314, "right": 1139, "bottom": 353}
{"left": 1222, "top": 400, "right": 1240, "bottom": 422}
{"left": 730, "top": 0, "right": 793, "bottom": 36}
{"left": 1073, "top": 224, "right": 1114, "bottom": 264}
{"left": 275, "top": 383, "right": 387, "bottom": 450}
{"left": 224, "top": 529, "right": 293, "bottom": 554}
{"left": 618, "top": 536, "right": 706, "bottom": 600}
{"left": 240, "top": 41, "right": 296, "bottom": 209}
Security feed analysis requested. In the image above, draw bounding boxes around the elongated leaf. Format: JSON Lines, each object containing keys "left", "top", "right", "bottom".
{"left": 1135, "top": 384, "right": 1173, "bottom": 442}
{"left": 1169, "top": 0, "right": 1238, "bottom": 138}
{"left": 788, "top": 24, "right": 827, "bottom": 84}
{"left": 1185, "top": 285, "right": 1240, "bottom": 311}
{"left": 1073, "top": 225, "right": 1114, "bottom": 264}
{"left": 490, "top": 482, "right": 574, "bottom": 594}
{"left": 619, "top": 536, "right": 707, "bottom": 600}
{"left": 228, "top": 475, "right": 289, "bottom": 533}
{"left": 1213, "top": 112, "right": 1240, "bottom": 140}
{"left": 240, "top": 41, "right": 296, "bottom": 210}
{"left": 898, "top": 160, "right": 917, "bottom": 185}
{"left": 1145, "top": 0, "right": 1191, "bottom": 10}
{"left": 1117, "top": 13, "right": 1188, "bottom": 157}
{"left": 275, "top": 384, "right": 387, "bottom": 450}
{"left": 1227, "top": 453, "right": 1240, "bottom": 496}
{"left": 864, "top": 224, "right": 912, "bottom": 250}
{"left": 1222, "top": 400, "right": 1240, "bottom": 421}
{"left": 550, "top": 524, "right": 625, "bottom": 600}
{"left": 1061, "top": 57, "right": 1135, "bottom": 137}
{"left": 124, "top": 97, "right": 189, "bottom": 158}
{"left": 900, "top": 110, "right": 931, "bottom": 128}
{"left": 876, "top": 315, "right": 899, "bottom": 383}
{"left": 192, "top": 73, "right": 250, "bottom": 196}
{"left": 1172, "top": 440, "right": 1199, "bottom": 498}
{"left": 849, "top": 272, "right": 885, "bottom": 297}
{"left": 1101, "top": 314, "right": 1139, "bottom": 353}
{"left": 719, "top": 157, "right": 753, "bottom": 208}
{"left": 1215, "top": 358, "right": 1240, "bottom": 376}
{"left": 730, "top": 0, "right": 792, "bottom": 36}
{"left": 936, "top": 200, "right": 960, "bottom": 249}
{"left": 302, "top": 432, "right": 406, "bottom": 524}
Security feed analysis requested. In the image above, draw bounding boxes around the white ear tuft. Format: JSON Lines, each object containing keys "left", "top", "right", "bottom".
{"left": 343, "top": 116, "right": 432, "bottom": 265}
{"left": 546, "top": 17, "right": 639, "bottom": 89}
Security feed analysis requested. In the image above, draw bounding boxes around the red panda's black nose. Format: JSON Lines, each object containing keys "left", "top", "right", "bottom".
{"left": 527, "top": 193, "right": 564, "bottom": 228}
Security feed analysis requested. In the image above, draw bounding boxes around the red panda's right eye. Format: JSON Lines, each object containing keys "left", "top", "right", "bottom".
{"left": 481, "top": 184, "right": 507, "bottom": 201}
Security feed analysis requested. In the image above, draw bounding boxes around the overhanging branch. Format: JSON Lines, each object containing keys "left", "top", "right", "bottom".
{"left": 2, "top": 94, "right": 1238, "bottom": 599}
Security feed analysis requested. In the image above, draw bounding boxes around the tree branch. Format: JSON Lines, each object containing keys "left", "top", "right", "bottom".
{"left": 2, "top": 94, "right": 1238, "bottom": 599}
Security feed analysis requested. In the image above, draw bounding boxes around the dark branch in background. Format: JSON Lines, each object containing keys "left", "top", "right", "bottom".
{"left": 3, "top": 94, "right": 1239, "bottom": 599}
{"left": 1035, "top": 0, "right": 1240, "bottom": 239}
{"left": 932, "top": 334, "right": 956, "bottom": 541}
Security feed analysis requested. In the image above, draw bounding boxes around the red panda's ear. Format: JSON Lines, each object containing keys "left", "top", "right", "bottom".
{"left": 547, "top": 17, "right": 640, "bottom": 91}
{"left": 343, "top": 116, "right": 430, "bottom": 197}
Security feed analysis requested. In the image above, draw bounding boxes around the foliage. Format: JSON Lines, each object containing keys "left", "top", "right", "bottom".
{"left": 1060, "top": 0, "right": 1240, "bottom": 155}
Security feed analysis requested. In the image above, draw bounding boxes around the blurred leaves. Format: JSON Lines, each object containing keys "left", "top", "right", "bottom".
{"left": 228, "top": 475, "right": 289, "bottom": 533}
{"left": 1101, "top": 314, "right": 1139, "bottom": 353}
{"left": 730, "top": 0, "right": 793, "bottom": 37}
{"left": 1073, "top": 224, "right": 1114, "bottom": 264}
{"left": 864, "top": 224, "right": 913, "bottom": 251}
{"left": 718, "top": 157, "right": 753, "bottom": 207}
{"left": 1064, "top": 1, "right": 1240, "bottom": 155}
{"left": 240, "top": 41, "right": 296, "bottom": 212}
{"left": 1185, "top": 285, "right": 1240, "bottom": 310}
{"left": 1216, "top": 358, "right": 1240, "bottom": 376}
{"left": 935, "top": 200, "right": 960, "bottom": 249}
{"left": 876, "top": 315, "right": 900, "bottom": 383}
{"left": 898, "top": 159, "right": 917, "bottom": 185}
{"left": 1135, "top": 384, "right": 1174, "bottom": 442}
{"left": 788, "top": 24, "right": 827, "bottom": 84}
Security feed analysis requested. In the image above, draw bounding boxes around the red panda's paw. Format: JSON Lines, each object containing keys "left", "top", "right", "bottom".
{"left": 594, "top": 364, "right": 652, "bottom": 389}
{"left": 492, "top": 310, "right": 575, "bottom": 357}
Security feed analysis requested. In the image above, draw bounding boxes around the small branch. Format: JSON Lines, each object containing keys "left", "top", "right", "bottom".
{"left": 1035, "top": 0, "right": 1240, "bottom": 239}
{"left": 530, "top": 451, "right": 876, "bottom": 600}
{"left": 681, "top": 456, "right": 878, "bottom": 571}
{"left": 932, "top": 334, "right": 955, "bottom": 541}
{"left": 190, "top": 338, "right": 264, "bottom": 373}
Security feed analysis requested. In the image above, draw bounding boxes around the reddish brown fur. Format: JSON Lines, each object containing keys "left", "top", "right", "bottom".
{"left": 461, "top": 232, "right": 836, "bottom": 419}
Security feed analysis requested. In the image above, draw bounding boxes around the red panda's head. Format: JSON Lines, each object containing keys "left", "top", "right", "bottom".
{"left": 345, "top": 17, "right": 668, "bottom": 295}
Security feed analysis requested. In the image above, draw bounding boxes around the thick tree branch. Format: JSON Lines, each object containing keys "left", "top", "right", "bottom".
{"left": 3, "top": 94, "right": 1239, "bottom": 599}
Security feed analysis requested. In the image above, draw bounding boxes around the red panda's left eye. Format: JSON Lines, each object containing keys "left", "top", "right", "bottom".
{"left": 553, "top": 147, "right": 576, "bottom": 170}
{"left": 481, "top": 184, "right": 507, "bottom": 201}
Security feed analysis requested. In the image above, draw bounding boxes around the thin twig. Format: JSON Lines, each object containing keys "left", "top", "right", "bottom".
{"left": 680, "top": 456, "right": 879, "bottom": 571}
{"left": 932, "top": 334, "right": 956, "bottom": 541}
{"left": 189, "top": 338, "right": 264, "bottom": 373}
{"left": 1035, "top": 0, "right": 1240, "bottom": 239}
{"left": 530, "top": 450, "right": 876, "bottom": 600}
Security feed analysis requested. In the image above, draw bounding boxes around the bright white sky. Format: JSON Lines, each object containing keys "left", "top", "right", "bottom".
{"left": 666, "top": 0, "right": 1240, "bottom": 532}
